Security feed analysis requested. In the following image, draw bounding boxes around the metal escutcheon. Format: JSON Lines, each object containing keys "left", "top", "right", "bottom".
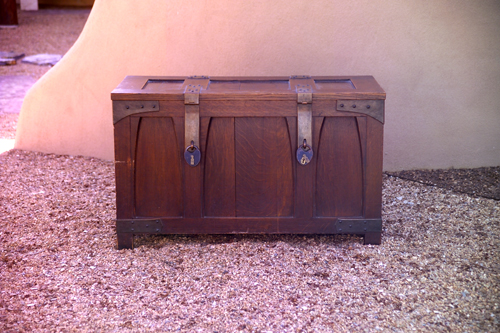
{"left": 296, "top": 139, "right": 313, "bottom": 165}
{"left": 184, "top": 141, "right": 201, "bottom": 167}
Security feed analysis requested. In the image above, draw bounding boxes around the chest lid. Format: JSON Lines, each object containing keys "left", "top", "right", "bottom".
{"left": 111, "top": 75, "right": 385, "bottom": 101}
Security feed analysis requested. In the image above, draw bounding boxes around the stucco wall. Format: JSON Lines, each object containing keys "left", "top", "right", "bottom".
{"left": 15, "top": 0, "right": 500, "bottom": 170}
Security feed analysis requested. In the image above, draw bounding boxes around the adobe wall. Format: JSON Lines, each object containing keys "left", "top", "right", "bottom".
{"left": 15, "top": 0, "right": 500, "bottom": 170}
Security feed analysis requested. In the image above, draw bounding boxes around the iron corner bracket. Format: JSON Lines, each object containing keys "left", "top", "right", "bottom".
{"left": 335, "top": 218, "right": 382, "bottom": 234}
{"left": 336, "top": 100, "right": 385, "bottom": 124}
{"left": 113, "top": 100, "right": 160, "bottom": 124}
{"left": 116, "top": 219, "right": 163, "bottom": 233}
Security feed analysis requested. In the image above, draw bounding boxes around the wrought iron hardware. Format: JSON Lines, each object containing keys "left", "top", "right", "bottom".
{"left": 296, "top": 139, "right": 313, "bottom": 165}
{"left": 112, "top": 100, "right": 159, "bottom": 124}
{"left": 184, "top": 140, "right": 201, "bottom": 167}
{"left": 188, "top": 75, "right": 209, "bottom": 79}
{"left": 183, "top": 77, "right": 210, "bottom": 166}
{"left": 296, "top": 83, "right": 313, "bottom": 165}
{"left": 335, "top": 218, "right": 382, "bottom": 234}
{"left": 184, "top": 84, "right": 201, "bottom": 166}
{"left": 337, "top": 100, "right": 385, "bottom": 123}
{"left": 116, "top": 219, "right": 162, "bottom": 233}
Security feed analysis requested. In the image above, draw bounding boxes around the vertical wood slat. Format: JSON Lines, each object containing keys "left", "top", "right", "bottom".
{"left": 356, "top": 116, "right": 368, "bottom": 216}
{"left": 276, "top": 117, "right": 294, "bottom": 217}
{"left": 235, "top": 117, "right": 276, "bottom": 217}
{"left": 199, "top": 117, "right": 212, "bottom": 216}
{"left": 312, "top": 117, "right": 324, "bottom": 217}
{"left": 295, "top": 117, "right": 323, "bottom": 218}
{"left": 172, "top": 117, "right": 187, "bottom": 217}
{"left": 180, "top": 114, "right": 204, "bottom": 218}
{"left": 204, "top": 118, "right": 236, "bottom": 217}
{"left": 235, "top": 117, "right": 293, "bottom": 217}
{"left": 130, "top": 117, "right": 141, "bottom": 217}
{"left": 316, "top": 117, "right": 363, "bottom": 217}
{"left": 134, "top": 117, "right": 183, "bottom": 217}
{"left": 114, "top": 117, "right": 133, "bottom": 219}
{"left": 285, "top": 117, "right": 297, "bottom": 218}
{"left": 364, "top": 116, "right": 384, "bottom": 219}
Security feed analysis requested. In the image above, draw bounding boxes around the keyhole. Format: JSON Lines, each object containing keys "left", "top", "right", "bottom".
{"left": 300, "top": 154, "right": 310, "bottom": 165}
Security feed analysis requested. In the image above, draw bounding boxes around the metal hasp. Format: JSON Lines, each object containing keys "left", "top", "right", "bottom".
{"left": 184, "top": 76, "right": 210, "bottom": 166}
{"left": 116, "top": 219, "right": 163, "bottom": 233}
{"left": 112, "top": 100, "right": 159, "bottom": 124}
{"left": 291, "top": 76, "right": 314, "bottom": 165}
{"left": 337, "top": 100, "right": 385, "bottom": 123}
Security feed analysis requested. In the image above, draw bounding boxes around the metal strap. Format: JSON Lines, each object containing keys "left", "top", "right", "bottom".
{"left": 116, "top": 219, "right": 162, "bottom": 233}
{"left": 184, "top": 85, "right": 200, "bottom": 148}
{"left": 337, "top": 99, "right": 385, "bottom": 123}
{"left": 184, "top": 77, "right": 210, "bottom": 149}
{"left": 112, "top": 100, "right": 159, "bottom": 124}
{"left": 336, "top": 218, "right": 382, "bottom": 234}
{"left": 296, "top": 84, "right": 313, "bottom": 149}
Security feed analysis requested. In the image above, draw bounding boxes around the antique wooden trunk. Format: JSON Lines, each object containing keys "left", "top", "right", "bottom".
{"left": 112, "top": 76, "right": 385, "bottom": 249}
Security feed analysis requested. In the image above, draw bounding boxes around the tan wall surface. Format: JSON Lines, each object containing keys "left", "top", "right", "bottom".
{"left": 15, "top": 0, "right": 500, "bottom": 170}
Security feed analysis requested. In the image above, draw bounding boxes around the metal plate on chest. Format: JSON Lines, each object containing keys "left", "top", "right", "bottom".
{"left": 296, "top": 140, "right": 313, "bottom": 165}
{"left": 184, "top": 143, "right": 201, "bottom": 167}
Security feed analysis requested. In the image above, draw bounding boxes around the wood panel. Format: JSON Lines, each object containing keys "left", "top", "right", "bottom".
{"left": 364, "top": 116, "right": 384, "bottom": 218}
{"left": 204, "top": 118, "right": 236, "bottom": 217}
{"left": 356, "top": 117, "right": 367, "bottom": 216}
{"left": 134, "top": 117, "right": 183, "bottom": 217}
{"left": 175, "top": 116, "right": 202, "bottom": 218}
{"left": 235, "top": 117, "right": 293, "bottom": 217}
{"left": 114, "top": 117, "right": 133, "bottom": 219}
{"left": 285, "top": 117, "right": 297, "bottom": 218}
{"left": 295, "top": 117, "right": 323, "bottom": 218}
{"left": 201, "top": 100, "right": 297, "bottom": 117}
{"left": 316, "top": 117, "right": 363, "bottom": 217}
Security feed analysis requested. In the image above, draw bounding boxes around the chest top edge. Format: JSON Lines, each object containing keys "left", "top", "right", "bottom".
{"left": 111, "top": 75, "right": 386, "bottom": 100}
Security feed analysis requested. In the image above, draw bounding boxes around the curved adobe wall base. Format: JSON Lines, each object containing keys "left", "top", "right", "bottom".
{"left": 15, "top": 0, "right": 500, "bottom": 169}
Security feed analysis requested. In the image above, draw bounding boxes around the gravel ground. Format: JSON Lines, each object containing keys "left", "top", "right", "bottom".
{"left": 1, "top": 7, "right": 499, "bottom": 333}
{"left": 0, "top": 150, "right": 498, "bottom": 332}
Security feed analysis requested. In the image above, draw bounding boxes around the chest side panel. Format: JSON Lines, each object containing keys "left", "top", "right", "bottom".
{"left": 315, "top": 116, "right": 364, "bottom": 217}
{"left": 204, "top": 117, "right": 236, "bottom": 217}
{"left": 235, "top": 117, "right": 294, "bottom": 217}
{"left": 134, "top": 117, "right": 183, "bottom": 217}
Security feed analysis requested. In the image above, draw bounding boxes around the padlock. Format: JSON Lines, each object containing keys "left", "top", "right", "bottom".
{"left": 296, "top": 139, "right": 313, "bottom": 165}
{"left": 184, "top": 141, "right": 201, "bottom": 167}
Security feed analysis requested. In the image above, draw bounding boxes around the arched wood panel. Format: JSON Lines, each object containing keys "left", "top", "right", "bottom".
{"left": 235, "top": 117, "right": 294, "bottom": 217}
{"left": 134, "top": 117, "right": 183, "bottom": 217}
{"left": 316, "top": 117, "right": 363, "bottom": 217}
{"left": 204, "top": 118, "right": 236, "bottom": 217}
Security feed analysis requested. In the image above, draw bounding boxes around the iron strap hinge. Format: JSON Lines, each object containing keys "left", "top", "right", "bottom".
{"left": 291, "top": 76, "right": 315, "bottom": 165}
{"left": 336, "top": 218, "right": 382, "bottom": 234}
{"left": 116, "top": 219, "right": 163, "bottom": 233}
{"left": 112, "top": 100, "right": 160, "bottom": 124}
{"left": 296, "top": 86, "right": 313, "bottom": 158}
{"left": 337, "top": 100, "right": 385, "bottom": 123}
{"left": 184, "top": 77, "right": 210, "bottom": 149}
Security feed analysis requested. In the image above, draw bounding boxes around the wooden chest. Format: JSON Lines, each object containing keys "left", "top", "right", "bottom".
{"left": 112, "top": 76, "right": 385, "bottom": 249}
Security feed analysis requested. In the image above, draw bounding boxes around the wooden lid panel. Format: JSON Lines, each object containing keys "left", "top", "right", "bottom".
{"left": 111, "top": 76, "right": 385, "bottom": 100}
